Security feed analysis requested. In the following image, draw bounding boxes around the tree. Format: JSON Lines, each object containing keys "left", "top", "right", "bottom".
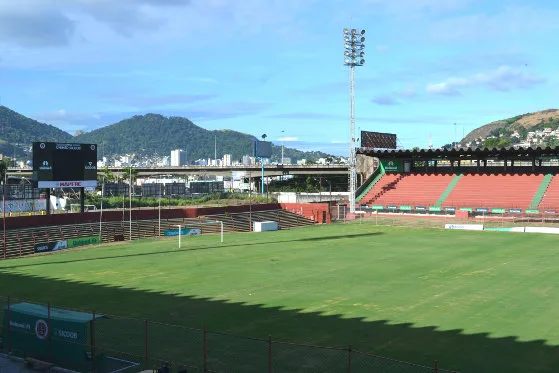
{"left": 122, "top": 166, "right": 138, "bottom": 184}
{"left": 483, "top": 138, "right": 500, "bottom": 148}
{"left": 497, "top": 138, "right": 511, "bottom": 148}
{"left": 0, "top": 159, "right": 8, "bottom": 185}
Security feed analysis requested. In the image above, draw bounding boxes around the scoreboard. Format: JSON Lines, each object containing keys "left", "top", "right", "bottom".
{"left": 254, "top": 140, "right": 272, "bottom": 158}
{"left": 32, "top": 142, "right": 98, "bottom": 188}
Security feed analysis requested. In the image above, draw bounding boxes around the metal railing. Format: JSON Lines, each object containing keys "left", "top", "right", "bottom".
{"left": 0, "top": 296, "right": 459, "bottom": 373}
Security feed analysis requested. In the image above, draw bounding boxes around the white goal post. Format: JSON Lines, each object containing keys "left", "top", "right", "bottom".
{"left": 174, "top": 220, "right": 224, "bottom": 249}
{"left": 70, "top": 204, "right": 97, "bottom": 212}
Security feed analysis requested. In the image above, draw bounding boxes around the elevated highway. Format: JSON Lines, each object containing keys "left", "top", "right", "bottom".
{"left": 8, "top": 164, "right": 349, "bottom": 178}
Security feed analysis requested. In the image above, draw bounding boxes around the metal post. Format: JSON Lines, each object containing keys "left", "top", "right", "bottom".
{"left": 203, "top": 326, "right": 207, "bottom": 373}
{"left": 3, "top": 172, "right": 5, "bottom": 260}
{"left": 129, "top": 169, "right": 132, "bottom": 241}
{"left": 7, "top": 296, "right": 11, "bottom": 353}
{"left": 91, "top": 310, "right": 96, "bottom": 371}
{"left": 217, "top": 220, "right": 223, "bottom": 243}
{"left": 145, "top": 320, "right": 149, "bottom": 368}
{"left": 158, "top": 183, "right": 161, "bottom": 238}
{"left": 261, "top": 158, "right": 265, "bottom": 194}
{"left": 48, "top": 302, "right": 52, "bottom": 362}
{"left": 99, "top": 177, "right": 104, "bottom": 242}
{"left": 177, "top": 224, "right": 182, "bottom": 248}
{"left": 434, "top": 359, "right": 439, "bottom": 373}
{"left": 268, "top": 335, "right": 272, "bottom": 373}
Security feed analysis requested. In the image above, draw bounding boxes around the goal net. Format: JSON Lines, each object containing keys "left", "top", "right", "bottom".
{"left": 70, "top": 204, "right": 98, "bottom": 212}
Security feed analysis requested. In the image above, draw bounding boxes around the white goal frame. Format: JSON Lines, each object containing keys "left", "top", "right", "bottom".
{"left": 70, "top": 204, "right": 97, "bottom": 212}
{"left": 174, "top": 220, "right": 224, "bottom": 249}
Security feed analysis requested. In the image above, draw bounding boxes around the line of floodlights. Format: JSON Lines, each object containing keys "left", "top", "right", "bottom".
{"left": 343, "top": 28, "right": 366, "bottom": 66}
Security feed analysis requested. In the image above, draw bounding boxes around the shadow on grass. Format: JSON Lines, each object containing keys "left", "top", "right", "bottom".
{"left": 0, "top": 271, "right": 557, "bottom": 373}
{"left": 3, "top": 232, "right": 384, "bottom": 270}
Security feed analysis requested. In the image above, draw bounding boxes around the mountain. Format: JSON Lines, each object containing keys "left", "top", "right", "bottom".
{"left": 0, "top": 106, "right": 73, "bottom": 157}
{"left": 460, "top": 109, "right": 559, "bottom": 148}
{"left": 74, "top": 113, "right": 332, "bottom": 162}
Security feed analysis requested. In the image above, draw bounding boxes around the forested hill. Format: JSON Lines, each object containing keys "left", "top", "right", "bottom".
{"left": 0, "top": 106, "right": 72, "bottom": 156}
{"left": 74, "top": 113, "right": 331, "bottom": 161}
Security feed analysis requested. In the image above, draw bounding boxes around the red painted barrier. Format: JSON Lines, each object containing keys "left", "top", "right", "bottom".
{"left": 4, "top": 204, "right": 285, "bottom": 230}
{"left": 280, "top": 203, "right": 331, "bottom": 224}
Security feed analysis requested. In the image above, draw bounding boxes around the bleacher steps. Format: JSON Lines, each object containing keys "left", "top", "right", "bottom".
{"left": 434, "top": 174, "right": 463, "bottom": 208}
{"left": 532, "top": 174, "right": 554, "bottom": 209}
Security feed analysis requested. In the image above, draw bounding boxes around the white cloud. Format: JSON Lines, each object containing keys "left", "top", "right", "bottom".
{"left": 426, "top": 66, "right": 546, "bottom": 96}
{"left": 278, "top": 137, "right": 299, "bottom": 142}
{"left": 0, "top": 0, "right": 318, "bottom": 68}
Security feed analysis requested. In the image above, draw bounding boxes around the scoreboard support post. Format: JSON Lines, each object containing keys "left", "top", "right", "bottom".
{"left": 80, "top": 188, "right": 85, "bottom": 213}
{"left": 45, "top": 189, "right": 51, "bottom": 215}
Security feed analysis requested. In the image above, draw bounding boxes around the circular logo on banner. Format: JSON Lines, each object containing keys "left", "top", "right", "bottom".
{"left": 39, "top": 143, "right": 46, "bottom": 149}
{"left": 35, "top": 319, "right": 49, "bottom": 340}
{"left": 90, "top": 144, "right": 96, "bottom": 151}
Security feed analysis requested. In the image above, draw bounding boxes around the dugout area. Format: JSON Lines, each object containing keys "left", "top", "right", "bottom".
{"left": 1, "top": 302, "right": 139, "bottom": 373}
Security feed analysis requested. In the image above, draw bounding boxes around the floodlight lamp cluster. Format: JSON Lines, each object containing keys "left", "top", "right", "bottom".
{"left": 343, "top": 28, "right": 365, "bottom": 66}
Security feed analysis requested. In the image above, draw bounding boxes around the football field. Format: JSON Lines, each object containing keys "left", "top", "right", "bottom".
{"left": 0, "top": 223, "right": 558, "bottom": 372}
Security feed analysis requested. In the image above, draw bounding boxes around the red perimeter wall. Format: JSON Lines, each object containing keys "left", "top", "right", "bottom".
{"left": 280, "top": 203, "right": 331, "bottom": 224}
{"left": 4, "top": 203, "right": 331, "bottom": 230}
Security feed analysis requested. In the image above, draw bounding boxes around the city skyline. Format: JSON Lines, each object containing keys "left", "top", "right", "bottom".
{"left": 0, "top": 0, "right": 558, "bottom": 155}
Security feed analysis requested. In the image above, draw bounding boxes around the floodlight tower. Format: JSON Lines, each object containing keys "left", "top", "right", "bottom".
{"left": 344, "top": 28, "right": 365, "bottom": 214}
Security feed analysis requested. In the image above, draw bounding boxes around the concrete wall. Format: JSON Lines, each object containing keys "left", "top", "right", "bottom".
{"left": 274, "top": 192, "right": 348, "bottom": 204}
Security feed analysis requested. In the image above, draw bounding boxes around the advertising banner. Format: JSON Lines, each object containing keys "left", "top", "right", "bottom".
{"left": 163, "top": 228, "right": 201, "bottom": 237}
{"left": 459, "top": 207, "right": 473, "bottom": 212}
{"left": 67, "top": 236, "right": 99, "bottom": 248}
{"left": 429, "top": 207, "right": 442, "bottom": 212}
{"left": 476, "top": 208, "right": 489, "bottom": 213}
{"left": 380, "top": 160, "right": 403, "bottom": 173}
{"left": 444, "top": 224, "right": 484, "bottom": 231}
{"left": 371, "top": 205, "right": 384, "bottom": 210}
{"left": 491, "top": 208, "right": 506, "bottom": 214}
{"left": 444, "top": 207, "right": 456, "bottom": 212}
{"left": 484, "top": 227, "right": 525, "bottom": 232}
{"left": 509, "top": 208, "right": 522, "bottom": 214}
{"left": 34, "top": 241, "right": 68, "bottom": 253}
{"left": 414, "top": 206, "right": 427, "bottom": 211}
{"left": 525, "top": 227, "right": 559, "bottom": 234}
{"left": 526, "top": 209, "right": 540, "bottom": 214}
{"left": 386, "top": 205, "right": 398, "bottom": 210}
{"left": 399, "top": 205, "right": 412, "bottom": 211}
{"left": 0, "top": 199, "right": 47, "bottom": 214}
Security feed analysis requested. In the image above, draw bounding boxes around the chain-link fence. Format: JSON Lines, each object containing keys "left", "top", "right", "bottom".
{"left": 0, "top": 296, "right": 459, "bottom": 373}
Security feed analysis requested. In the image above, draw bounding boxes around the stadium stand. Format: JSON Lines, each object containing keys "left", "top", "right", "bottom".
{"left": 359, "top": 173, "right": 402, "bottom": 206}
{"left": 444, "top": 173, "right": 545, "bottom": 209}
{"left": 538, "top": 174, "right": 559, "bottom": 210}
{"left": 371, "top": 173, "right": 455, "bottom": 207}
{"left": 0, "top": 209, "right": 315, "bottom": 259}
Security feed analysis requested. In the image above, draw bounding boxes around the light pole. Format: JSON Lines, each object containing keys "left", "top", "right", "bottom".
{"left": 261, "top": 134, "right": 267, "bottom": 195}
{"left": 281, "top": 130, "right": 285, "bottom": 165}
{"left": 344, "top": 27, "right": 366, "bottom": 214}
{"left": 129, "top": 167, "right": 132, "bottom": 241}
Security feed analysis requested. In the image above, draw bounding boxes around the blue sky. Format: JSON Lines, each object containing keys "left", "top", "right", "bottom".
{"left": 0, "top": 0, "right": 558, "bottom": 155}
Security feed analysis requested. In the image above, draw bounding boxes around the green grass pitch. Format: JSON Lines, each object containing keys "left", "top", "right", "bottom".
{"left": 0, "top": 223, "right": 559, "bottom": 372}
